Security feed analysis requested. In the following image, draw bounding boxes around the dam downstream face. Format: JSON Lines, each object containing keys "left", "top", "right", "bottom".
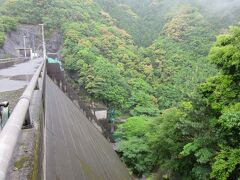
{"left": 44, "top": 76, "right": 131, "bottom": 180}
{"left": 46, "top": 61, "right": 115, "bottom": 141}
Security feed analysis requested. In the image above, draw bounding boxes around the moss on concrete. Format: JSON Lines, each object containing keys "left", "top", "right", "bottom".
{"left": 28, "top": 104, "right": 43, "bottom": 180}
{"left": 28, "top": 131, "right": 39, "bottom": 180}
{"left": 14, "top": 156, "right": 30, "bottom": 170}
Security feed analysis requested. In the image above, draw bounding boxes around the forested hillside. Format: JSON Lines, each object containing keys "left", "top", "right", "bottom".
{"left": 0, "top": 0, "right": 240, "bottom": 179}
{"left": 94, "top": 0, "right": 240, "bottom": 47}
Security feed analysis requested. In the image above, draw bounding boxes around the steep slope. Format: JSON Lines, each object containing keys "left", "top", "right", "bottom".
{"left": 94, "top": 0, "right": 174, "bottom": 46}
{"left": 146, "top": 5, "right": 217, "bottom": 109}
{"left": 0, "top": 0, "right": 226, "bottom": 114}
{"left": 0, "top": 0, "right": 160, "bottom": 115}
{"left": 93, "top": 0, "right": 141, "bottom": 44}
{"left": 1, "top": 0, "right": 240, "bottom": 179}
{"left": 95, "top": 0, "right": 240, "bottom": 47}
{"left": 197, "top": 0, "right": 240, "bottom": 28}
{"left": 0, "top": 16, "right": 18, "bottom": 48}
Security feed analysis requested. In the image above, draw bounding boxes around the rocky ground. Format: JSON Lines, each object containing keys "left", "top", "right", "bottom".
{"left": 0, "top": 88, "right": 24, "bottom": 112}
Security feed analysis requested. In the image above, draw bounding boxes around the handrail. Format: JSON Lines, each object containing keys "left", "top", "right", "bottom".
{"left": 0, "top": 58, "right": 46, "bottom": 180}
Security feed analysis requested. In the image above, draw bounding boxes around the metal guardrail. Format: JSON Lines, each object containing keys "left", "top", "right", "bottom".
{"left": 0, "top": 58, "right": 46, "bottom": 180}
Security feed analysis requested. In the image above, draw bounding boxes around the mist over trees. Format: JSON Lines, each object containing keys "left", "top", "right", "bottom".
{"left": 95, "top": 0, "right": 240, "bottom": 47}
{"left": 197, "top": 0, "right": 240, "bottom": 12}
{"left": 0, "top": 0, "right": 240, "bottom": 179}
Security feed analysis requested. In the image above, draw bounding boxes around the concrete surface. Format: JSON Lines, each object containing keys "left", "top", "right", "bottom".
{"left": 0, "top": 58, "right": 42, "bottom": 92}
{"left": 0, "top": 58, "right": 43, "bottom": 180}
{"left": 45, "top": 76, "right": 131, "bottom": 180}
{"left": 6, "top": 89, "right": 43, "bottom": 180}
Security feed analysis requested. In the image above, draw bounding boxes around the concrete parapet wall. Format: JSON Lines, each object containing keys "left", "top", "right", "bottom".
{"left": 0, "top": 59, "right": 29, "bottom": 69}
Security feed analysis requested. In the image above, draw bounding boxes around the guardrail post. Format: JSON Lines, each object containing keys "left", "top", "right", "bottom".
{"left": 42, "top": 60, "right": 46, "bottom": 107}
{"left": 35, "top": 81, "right": 40, "bottom": 90}
{"left": 23, "top": 108, "right": 32, "bottom": 128}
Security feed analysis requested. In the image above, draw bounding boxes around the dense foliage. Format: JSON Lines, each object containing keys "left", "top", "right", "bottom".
{"left": 114, "top": 26, "right": 240, "bottom": 179}
{"left": 0, "top": 16, "right": 18, "bottom": 46}
{"left": 0, "top": 0, "right": 240, "bottom": 179}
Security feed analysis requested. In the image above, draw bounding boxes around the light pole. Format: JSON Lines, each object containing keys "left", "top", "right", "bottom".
{"left": 39, "top": 24, "right": 46, "bottom": 59}
{"left": 23, "top": 36, "right": 27, "bottom": 58}
{"left": 32, "top": 34, "right": 36, "bottom": 54}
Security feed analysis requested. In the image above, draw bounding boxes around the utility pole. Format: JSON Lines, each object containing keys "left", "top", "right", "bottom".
{"left": 23, "top": 36, "right": 27, "bottom": 58}
{"left": 32, "top": 33, "right": 36, "bottom": 54}
{"left": 39, "top": 24, "right": 46, "bottom": 59}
